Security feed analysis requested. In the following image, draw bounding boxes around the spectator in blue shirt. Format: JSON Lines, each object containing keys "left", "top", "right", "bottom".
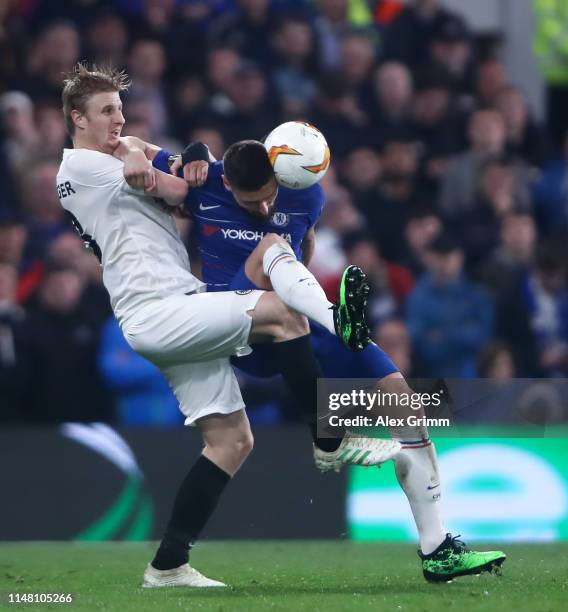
{"left": 406, "top": 233, "right": 494, "bottom": 377}
{"left": 532, "top": 129, "right": 568, "bottom": 237}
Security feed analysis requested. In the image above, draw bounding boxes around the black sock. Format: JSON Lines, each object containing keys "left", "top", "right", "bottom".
{"left": 271, "top": 334, "right": 342, "bottom": 452}
{"left": 152, "top": 455, "right": 230, "bottom": 570}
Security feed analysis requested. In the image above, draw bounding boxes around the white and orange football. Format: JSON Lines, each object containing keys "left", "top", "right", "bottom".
{"left": 264, "top": 121, "right": 331, "bottom": 189}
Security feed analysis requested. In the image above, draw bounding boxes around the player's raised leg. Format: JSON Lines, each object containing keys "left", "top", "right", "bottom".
{"left": 246, "top": 233, "right": 371, "bottom": 351}
{"left": 380, "top": 373, "right": 506, "bottom": 582}
{"left": 249, "top": 292, "right": 398, "bottom": 460}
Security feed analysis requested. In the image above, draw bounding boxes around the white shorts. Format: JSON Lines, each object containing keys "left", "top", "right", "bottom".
{"left": 122, "top": 289, "right": 264, "bottom": 425}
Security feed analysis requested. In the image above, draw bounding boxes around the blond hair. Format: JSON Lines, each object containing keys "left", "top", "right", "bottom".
{"left": 61, "top": 63, "right": 130, "bottom": 135}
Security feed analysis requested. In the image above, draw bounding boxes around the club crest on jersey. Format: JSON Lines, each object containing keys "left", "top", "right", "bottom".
{"left": 270, "top": 212, "right": 290, "bottom": 227}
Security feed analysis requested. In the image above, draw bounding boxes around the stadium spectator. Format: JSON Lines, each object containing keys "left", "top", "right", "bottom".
{"left": 207, "top": 0, "right": 274, "bottom": 67}
{"left": 206, "top": 61, "right": 279, "bottom": 144}
{"left": 342, "top": 231, "right": 414, "bottom": 326}
{"left": 169, "top": 75, "right": 209, "bottom": 141}
{"left": 373, "top": 318, "right": 414, "bottom": 376}
{"left": 20, "top": 20, "right": 80, "bottom": 102}
{"left": 532, "top": 129, "right": 568, "bottom": 237}
{"left": 34, "top": 101, "right": 69, "bottom": 160}
{"left": 362, "top": 138, "right": 425, "bottom": 262}
{"left": 0, "top": 91, "right": 38, "bottom": 172}
{"left": 0, "top": 261, "right": 31, "bottom": 421}
{"left": 308, "top": 70, "right": 369, "bottom": 158}
{"left": 46, "top": 232, "right": 112, "bottom": 327}
{"left": 406, "top": 233, "right": 493, "bottom": 377}
{"left": 476, "top": 341, "right": 516, "bottom": 380}
{"left": 381, "top": 0, "right": 458, "bottom": 68}
{"left": 401, "top": 205, "right": 443, "bottom": 275}
{"left": 339, "top": 31, "right": 376, "bottom": 110}
{"left": 524, "top": 243, "right": 568, "bottom": 377}
{"left": 313, "top": 0, "right": 352, "bottom": 70}
{"left": 427, "top": 14, "right": 475, "bottom": 101}
{"left": 370, "top": 61, "right": 414, "bottom": 146}
{"left": 475, "top": 58, "right": 508, "bottom": 107}
{"left": 439, "top": 109, "right": 531, "bottom": 218}
{"left": 21, "top": 161, "right": 69, "bottom": 261}
{"left": 85, "top": 11, "right": 129, "bottom": 68}
{"left": 206, "top": 45, "right": 241, "bottom": 95}
{"left": 24, "top": 264, "right": 114, "bottom": 422}
{"left": 341, "top": 146, "right": 382, "bottom": 200}
{"left": 0, "top": 213, "right": 46, "bottom": 304}
{"left": 311, "top": 185, "right": 363, "bottom": 297}
{"left": 495, "top": 86, "right": 548, "bottom": 167}
{"left": 126, "top": 38, "right": 169, "bottom": 138}
{"left": 451, "top": 154, "right": 531, "bottom": 267}
{"left": 0, "top": 214, "right": 27, "bottom": 269}
{"left": 411, "top": 67, "right": 466, "bottom": 184}
{"left": 269, "top": 14, "right": 318, "bottom": 118}
{"left": 476, "top": 212, "right": 536, "bottom": 298}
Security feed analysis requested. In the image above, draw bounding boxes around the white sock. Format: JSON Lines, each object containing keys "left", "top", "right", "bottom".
{"left": 262, "top": 242, "right": 335, "bottom": 334}
{"left": 390, "top": 426, "right": 446, "bottom": 555}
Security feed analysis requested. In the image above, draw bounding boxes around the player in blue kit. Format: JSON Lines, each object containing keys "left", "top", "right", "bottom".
{"left": 119, "top": 136, "right": 507, "bottom": 582}
{"left": 154, "top": 143, "right": 400, "bottom": 387}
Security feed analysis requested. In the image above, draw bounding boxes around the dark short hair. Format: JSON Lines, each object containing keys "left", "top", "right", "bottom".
{"left": 341, "top": 230, "right": 376, "bottom": 254}
{"left": 61, "top": 63, "right": 130, "bottom": 135}
{"left": 223, "top": 140, "right": 275, "bottom": 191}
{"left": 428, "top": 233, "right": 461, "bottom": 255}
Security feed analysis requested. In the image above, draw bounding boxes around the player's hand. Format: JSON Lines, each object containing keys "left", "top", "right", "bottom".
{"left": 170, "top": 158, "right": 209, "bottom": 187}
{"left": 184, "top": 160, "right": 209, "bottom": 187}
{"left": 123, "top": 149, "right": 156, "bottom": 191}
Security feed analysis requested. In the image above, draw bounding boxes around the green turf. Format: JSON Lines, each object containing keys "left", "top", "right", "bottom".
{"left": 0, "top": 541, "right": 567, "bottom": 611}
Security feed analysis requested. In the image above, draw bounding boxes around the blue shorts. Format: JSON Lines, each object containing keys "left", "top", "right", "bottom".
{"left": 226, "top": 264, "right": 399, "bottom": 380}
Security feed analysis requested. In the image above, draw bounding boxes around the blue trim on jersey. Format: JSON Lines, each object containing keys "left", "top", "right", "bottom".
{"left": 153, "top": 149, "right": 171, "bottom": 174}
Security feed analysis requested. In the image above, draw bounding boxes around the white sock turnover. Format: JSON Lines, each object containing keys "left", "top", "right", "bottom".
{"left": 262, "top": 241, "right": 335, "bottom": 334}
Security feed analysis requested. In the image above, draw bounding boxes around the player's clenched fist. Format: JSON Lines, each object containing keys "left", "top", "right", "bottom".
{"left": 123, "top": 148, "right": 156, "bottom": 191}
{"left": 169, "top": 157, "right": 209, "bottom": 187}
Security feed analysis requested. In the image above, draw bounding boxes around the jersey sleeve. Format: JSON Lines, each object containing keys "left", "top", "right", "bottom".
{"left": 152, "top": 149, "right": 172, "bottom": 174}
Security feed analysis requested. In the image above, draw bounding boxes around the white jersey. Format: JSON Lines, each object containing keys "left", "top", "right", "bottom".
{"left": 56, "top": 148, "right": 204, "bottom": 326}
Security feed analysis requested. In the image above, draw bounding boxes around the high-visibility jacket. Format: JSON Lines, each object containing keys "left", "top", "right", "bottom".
{"left": 534, "top": 0, "right": 568, "bottom": 84}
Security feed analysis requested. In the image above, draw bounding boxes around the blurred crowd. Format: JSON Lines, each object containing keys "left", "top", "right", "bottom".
{"left": 1, "top": 0, "right": 567, "bottom": 425}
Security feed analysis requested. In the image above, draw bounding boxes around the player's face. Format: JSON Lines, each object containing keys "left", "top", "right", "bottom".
{"left": 76, "top": 91, "right": 125, "bottom": 154}
{"left": 230, "top": 177, "right": 279, "bottom": 219}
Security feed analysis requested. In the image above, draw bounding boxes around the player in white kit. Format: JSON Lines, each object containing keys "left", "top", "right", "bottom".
{"left": 56, "top": 64, "right": 399, "bottom": 589}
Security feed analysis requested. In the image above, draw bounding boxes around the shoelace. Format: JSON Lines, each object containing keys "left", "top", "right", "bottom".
{"left": 344, "top": 433, "right": 387, "bottom": 451}
{"left": 448, "top": 534, "right": 468, "bottom": 553}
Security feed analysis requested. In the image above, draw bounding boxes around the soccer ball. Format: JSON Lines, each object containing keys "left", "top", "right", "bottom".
{"left": 264, "top": 121, "right": 331, "bottom": 189}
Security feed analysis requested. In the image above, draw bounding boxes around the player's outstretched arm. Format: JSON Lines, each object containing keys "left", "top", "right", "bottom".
{"left": 115, "top": 136, "right": 209, "bottom": 187}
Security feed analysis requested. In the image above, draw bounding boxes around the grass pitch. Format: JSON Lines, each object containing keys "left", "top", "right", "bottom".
{"left": 0, "top": 541, "right": 567, "bottom": 611}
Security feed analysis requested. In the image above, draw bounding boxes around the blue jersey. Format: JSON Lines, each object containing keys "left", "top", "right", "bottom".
{"left": 153, "top": 150, "right": 324, "bottom": 291}
{"left": 153, "top": 150, "right": 398, "bottom": 380}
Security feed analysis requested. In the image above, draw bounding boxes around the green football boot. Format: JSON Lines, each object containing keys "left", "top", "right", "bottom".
{"left": 332, "top": 265, "right": 371, "bottom": 351}
{"left": 420, "top": 533, "right": 506, "bottom": 582}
